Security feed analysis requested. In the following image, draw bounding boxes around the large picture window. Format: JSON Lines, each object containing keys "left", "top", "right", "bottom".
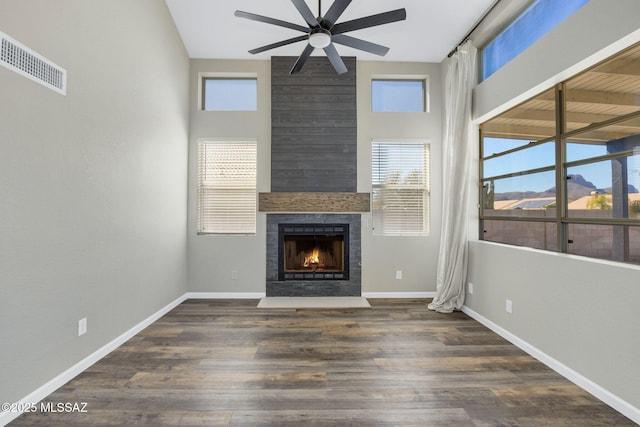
{"left": 480, "top": 43, "right": 640, "bottom": 264}
{"left": 197, "top": 140, "right": 257, "bottom": 234}
{"left": 372, "top": 141, "right": 430, "bottom": 236}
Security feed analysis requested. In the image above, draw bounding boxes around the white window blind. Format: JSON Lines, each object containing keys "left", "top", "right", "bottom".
{"left": 198, "top": 141, "right": 257, "bottom": 234}
{"left": 372, "top": 141, "right": 430, "bottom": 236}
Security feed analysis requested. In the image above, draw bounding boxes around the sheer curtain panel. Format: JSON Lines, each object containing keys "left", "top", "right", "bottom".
{"left": 428, "top": 41, "right": 477, "bottom": 313}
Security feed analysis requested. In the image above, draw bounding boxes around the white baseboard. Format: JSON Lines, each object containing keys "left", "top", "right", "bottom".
{"left": 0, "top": 294, "right": 188, "bottom": 427}
{"left": 186, "top": 292, "right": 434, "bottom": 300}
{"left": 461, "top": 305, "right": 640, "bottom": 425}
{"left": 184, "top": 292, "right": 266, "bottom": 299}
{"left": 185, "top": 293, "right": 435, "bottom": 300}
{"left": 362, "top": 292, "right": 436, "bottom": 298}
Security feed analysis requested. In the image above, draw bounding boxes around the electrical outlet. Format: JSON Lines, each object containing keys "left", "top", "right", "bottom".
{"left": 505, "top": 299, "right": 513, "bottom": 314}
{"left": 468, "top": 282, "right": 474, "bottom": 294}
{"left": 78, "top": 318, "right": 87, "bottom": 336}
{"left": 231, "top": 270, "right": 238, "bottom": 280}
{"left": 395, "top": 270, "right": 402, "bottom": 280}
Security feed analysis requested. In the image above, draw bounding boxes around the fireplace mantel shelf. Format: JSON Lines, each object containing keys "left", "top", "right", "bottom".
{"left": 259, "top": 192, "right": 370, "bottom": 213}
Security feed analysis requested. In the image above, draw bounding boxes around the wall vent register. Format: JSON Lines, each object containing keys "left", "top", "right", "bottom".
{"left": 0, "top": 31, "right": 67, "bottom": 95}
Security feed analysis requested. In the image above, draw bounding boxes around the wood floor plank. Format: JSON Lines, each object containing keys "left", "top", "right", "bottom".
{"left": 227, "top": 408, "right": 475, "bottom": 427}
{"left": 9, "top": 299, "right": 636, "bottom": 426}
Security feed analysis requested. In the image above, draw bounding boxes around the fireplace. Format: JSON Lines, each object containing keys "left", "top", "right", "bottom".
{"left": 279, "top": 224, "right": 349, "bottom": 281}
{"left": 266, "top": 214, "right": 361, "bottom": 297}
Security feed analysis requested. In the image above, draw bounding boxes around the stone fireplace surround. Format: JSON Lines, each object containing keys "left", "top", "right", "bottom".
{"left": 266, "top": 214, "right": 361, "bottom": 297}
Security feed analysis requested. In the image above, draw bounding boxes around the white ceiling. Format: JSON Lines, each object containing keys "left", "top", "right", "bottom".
{"left": 164, "top": 0, "right": 496, "bottom": 63}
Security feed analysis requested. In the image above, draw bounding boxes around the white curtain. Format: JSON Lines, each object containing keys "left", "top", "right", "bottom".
{"left": 428, "top": 41, "right": 478, "bottom": 313}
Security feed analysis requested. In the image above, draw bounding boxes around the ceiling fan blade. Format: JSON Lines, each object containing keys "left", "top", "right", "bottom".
{"left": 291, "top": 0, "right": 319, "bottom": 28}
{"left": 235, "top": 10, "right": 309, "bottom": 33}
{"left": 290, "top": 44, "right": 315, "bottom": 74}
{"left": 331, "top": 34, "right": 389, "bottom": 56}
{"left": 323, "top": 43, "right": 348, "bottom": 74}
{"left": 322, "top": 0, "right": 352, "bottom": 27}
{"left": 249, "top": 35, "right": 309, "bottom": 54}
{"left": 332, "top": 8, "right": 406, "bottom": 35}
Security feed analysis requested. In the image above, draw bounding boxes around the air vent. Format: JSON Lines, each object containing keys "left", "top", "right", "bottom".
{"left": 0, "top": 31, "right": 66, "bottom": 95}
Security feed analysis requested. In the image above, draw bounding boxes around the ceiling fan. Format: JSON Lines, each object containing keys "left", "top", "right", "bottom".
{"left": 235, "top": 0, "right": 406, "bottom": 75}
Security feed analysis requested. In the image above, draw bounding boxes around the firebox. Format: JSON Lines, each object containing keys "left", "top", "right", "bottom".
{"left": 278, "top": 223, "right": 349, "bottom": 281}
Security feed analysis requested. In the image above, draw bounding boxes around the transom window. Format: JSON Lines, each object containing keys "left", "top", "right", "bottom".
{"left": 371, "top": 79, "right": 427, "bottom": 113}
{"left": 482, "top": 0, "right": 590, "bottom": 80}
{"left": 201, "top": 77, "right": 257, "bottom": 111}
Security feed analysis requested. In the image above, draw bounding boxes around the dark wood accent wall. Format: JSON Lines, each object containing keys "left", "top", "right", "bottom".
{"left": 271, "top": 56, "right": 357, "bottom": 192}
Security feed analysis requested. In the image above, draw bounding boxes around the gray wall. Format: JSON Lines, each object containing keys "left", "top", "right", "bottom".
{"left": 188, "top": 59, "right": 441, "bottom": 295}
{"left": 187, "top": 59, "right": 271, "bottom": 293}
{"left": 358, "top": 61, "right": 443, "bottom": 294}
{"left": 467, "top": 242, "right": 640, "bottom": 409}
{"left": 469, "top": 0, "right": 640, "bottom": 411}
{"left": 0, "top": 0, "right": 189, "bottom": 405}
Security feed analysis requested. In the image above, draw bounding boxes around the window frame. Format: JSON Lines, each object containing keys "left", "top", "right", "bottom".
{"left": 480, "top": 0, "right": 590, "bottom": 80}
{"left": 197, "top": 139, "right": 258, "bottom": 235}
{"left": 371, "top": 139, "right": 431, "bottom": 237}
{"left": 199, "top": 73, "right": 258, "bottom": 111}
{"left": 479, "top": 43, "right": 640, "bottom": 264}
{"left": 371, "top": 77, "right": 429, "bottom": 113}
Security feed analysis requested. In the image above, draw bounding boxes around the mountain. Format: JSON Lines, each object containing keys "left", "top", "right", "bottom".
{"left": 566, "top": 174, "right": 606, "bottom": 200}
{"left": 493, "top": 174, "right": 638, "bottom": 201}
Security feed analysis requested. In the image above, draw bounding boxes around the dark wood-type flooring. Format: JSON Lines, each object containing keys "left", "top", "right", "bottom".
{"left": 11, "top": 299, "right": 636, "bottom": 426}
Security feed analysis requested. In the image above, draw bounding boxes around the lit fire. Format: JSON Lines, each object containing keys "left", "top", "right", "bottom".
{"left": 303, "top": 248, "right": 324, "bottom": 268}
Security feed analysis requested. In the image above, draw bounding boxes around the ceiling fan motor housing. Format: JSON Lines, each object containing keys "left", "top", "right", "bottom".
{"left": 309, "top": 28, "right": 332, "bottom": 48}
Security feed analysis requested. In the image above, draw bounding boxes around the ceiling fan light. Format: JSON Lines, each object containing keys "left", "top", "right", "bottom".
{"left": 309, "top": 31, "right": 331, "bottom": 48}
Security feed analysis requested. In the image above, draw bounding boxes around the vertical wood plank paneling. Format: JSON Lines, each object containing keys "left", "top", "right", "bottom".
{"left": 271, "top": 56, "right": 357, "bottom": 192}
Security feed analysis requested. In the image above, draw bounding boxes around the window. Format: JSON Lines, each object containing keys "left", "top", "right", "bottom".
{"left": 197, "top": 141, "right": 257, "bottom": 234}
{"left": 372, "top": 79, "right": 427, "bottom": 112}
{"left": 482, "top": 0, "right": 590, "bottom": 80}
{"left": 201, "top": 78, "right": 257, "bottom": 111}
{"left": 372, "top": 141, "right": 430, "bottom": 236}
{"left": 480, "top": 43, "right": 640, "bottom": 264}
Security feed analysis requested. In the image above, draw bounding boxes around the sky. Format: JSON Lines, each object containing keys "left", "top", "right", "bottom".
{"left": 371, "top": 80, "right": 425, "bottom": 113}
{"left": 483, "top": 0, "right": 590, "bottom": 79}
{"left": 204, "top": 79, "right": 257, "bottom": 111}
{"left": 484, "top": 137, "right": 640, "bottom": 194}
